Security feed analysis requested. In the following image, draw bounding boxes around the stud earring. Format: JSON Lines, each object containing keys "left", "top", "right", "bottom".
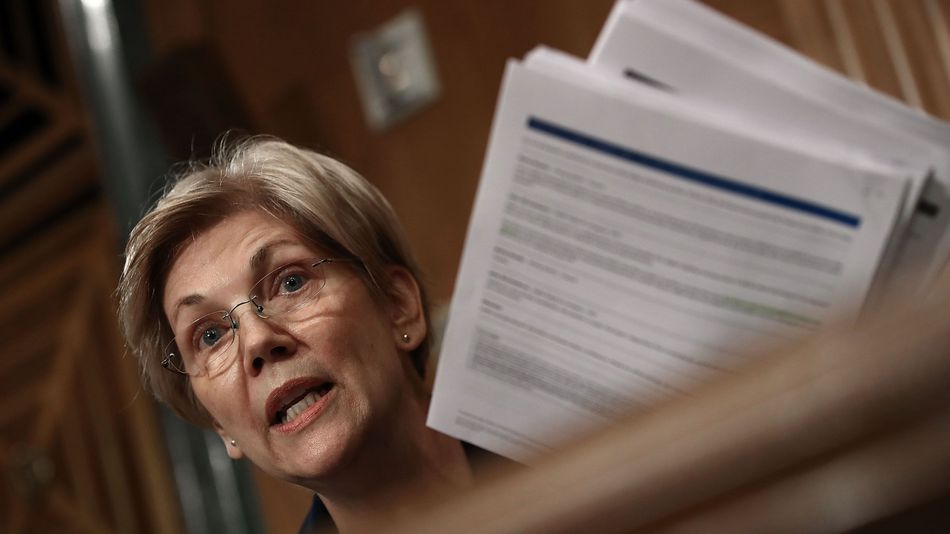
{"left": 401, "top": 333, "right": 410, "bottom": 343}
{"left": 230, "top": 439, "right": 237, "bottom": 446}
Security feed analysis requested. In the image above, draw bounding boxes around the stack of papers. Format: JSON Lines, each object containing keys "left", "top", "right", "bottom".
{"left": 428, "top": 0, "right": 950, "bottom": 463}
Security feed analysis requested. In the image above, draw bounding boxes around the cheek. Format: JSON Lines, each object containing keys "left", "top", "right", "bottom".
{"left": 192, "top": 375, "right": 249, "bottom": 426}
{"left": 301, "top": 300, "right": 394, "bottom": 368}
{"left": 323, "top": 319, "right": 403, "bottom": 398}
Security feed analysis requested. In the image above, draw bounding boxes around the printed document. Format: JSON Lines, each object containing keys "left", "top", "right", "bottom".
{"left": 428, "top": 56, "right": 909, "bottom": 462}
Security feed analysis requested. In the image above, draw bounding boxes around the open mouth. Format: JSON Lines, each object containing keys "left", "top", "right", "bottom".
{"left": 270, "top": 382, "right": 334, "bottom": 426}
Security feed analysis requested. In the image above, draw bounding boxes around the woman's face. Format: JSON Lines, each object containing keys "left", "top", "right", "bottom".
{"left": 162, "top": 210, "right": 421, "bottom": 485}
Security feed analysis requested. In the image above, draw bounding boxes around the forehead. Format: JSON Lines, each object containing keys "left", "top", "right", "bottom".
{"left": 162, "top": 211, "right": 316, "bottom": 312}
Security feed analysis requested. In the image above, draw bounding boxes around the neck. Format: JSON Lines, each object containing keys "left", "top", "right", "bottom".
{"left": 315, "top": 389, "right": 472, "bottom": 532}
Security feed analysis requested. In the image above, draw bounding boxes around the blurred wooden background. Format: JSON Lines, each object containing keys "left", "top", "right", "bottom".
{"left": 1, "top": 0, "right": 949, "bottom": 532}
{"left": 0, "top": 1, "right": 181, "bottom": 532}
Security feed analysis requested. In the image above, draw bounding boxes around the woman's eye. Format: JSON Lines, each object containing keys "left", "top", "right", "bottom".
{"left": 280, "top": 273, "right": 307, "bottom": 293}
{"left": 200, "top": 326, "right": 225, "bottom": 348}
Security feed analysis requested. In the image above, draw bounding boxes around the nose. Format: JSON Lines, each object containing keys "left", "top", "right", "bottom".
{"left": 231, "top": 306, "right": 297, "bottom": 375}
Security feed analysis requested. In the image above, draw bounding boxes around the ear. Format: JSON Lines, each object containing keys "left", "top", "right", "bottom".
{"left": 213, "top": 421, "right": 244, "bottom": 460}
{"left": 386, "top": 265, "right": 427, "bottom": 351}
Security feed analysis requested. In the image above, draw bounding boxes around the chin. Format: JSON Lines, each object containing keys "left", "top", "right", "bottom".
{"left": 272, "top": 419, "right": 368, "bottom": 490}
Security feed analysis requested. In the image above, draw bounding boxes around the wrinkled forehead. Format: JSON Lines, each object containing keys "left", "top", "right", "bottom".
{"left": 160, "top": 210, "right": 323, "bottom": 326}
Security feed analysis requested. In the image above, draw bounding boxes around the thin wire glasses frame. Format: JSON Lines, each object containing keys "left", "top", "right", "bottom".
{"left": 161, "top": 257, "right": 358, "bottom": 377}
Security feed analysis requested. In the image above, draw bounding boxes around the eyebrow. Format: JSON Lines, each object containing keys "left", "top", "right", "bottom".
{"left": 249, "top": 238, "right": 296, "bottom": 271}
{"left": 172, "top": 294, "right": 206, "bottom": 322}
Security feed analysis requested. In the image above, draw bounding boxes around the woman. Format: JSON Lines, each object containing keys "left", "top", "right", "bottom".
{"left": 117, "top": 138, "right": 472, "bottom": 531}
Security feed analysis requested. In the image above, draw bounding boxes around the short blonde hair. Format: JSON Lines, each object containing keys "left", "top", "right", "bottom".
{"left": 117, "top": 137, "right": 430, "bottom": 427}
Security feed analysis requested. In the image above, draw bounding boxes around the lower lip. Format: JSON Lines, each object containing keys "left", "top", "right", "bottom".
{"left": 271, "top": 386, "right": 336, "bottom": 434}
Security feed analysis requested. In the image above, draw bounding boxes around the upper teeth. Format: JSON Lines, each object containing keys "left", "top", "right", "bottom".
{"left": 282, "top": 391, "right": 320, "bottom": 424}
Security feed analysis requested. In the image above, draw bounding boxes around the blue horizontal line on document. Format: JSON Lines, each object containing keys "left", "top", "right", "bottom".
{"left": 527, "top": 116, "right": 861, "bottom": 228}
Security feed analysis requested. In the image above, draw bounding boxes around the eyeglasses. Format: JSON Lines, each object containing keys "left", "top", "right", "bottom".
{"left": 162, "top": 257, "right": 357, "bottom": 377}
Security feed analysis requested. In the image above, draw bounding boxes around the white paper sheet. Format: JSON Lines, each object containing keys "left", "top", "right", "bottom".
{"left": 589, "top": 0, "right": 950, "bottom": 289}
{"left": 428, "top": 57, "right": 908, "bottom": 462}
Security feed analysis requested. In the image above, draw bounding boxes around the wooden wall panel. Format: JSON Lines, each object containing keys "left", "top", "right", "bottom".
{"left": 0, "top": 2, "right": 183, "bottom": 531}
{"left": 892, "top": 0, "right": 950, "bottom": 116}
{"left": 839, "top": 0, "right": 906, "bottom": 100}
{"left": 0, "top": 224, "right": 183, "bottom": 533}
{"left": 778, "top": 0, "right": 846, "bottom": 71}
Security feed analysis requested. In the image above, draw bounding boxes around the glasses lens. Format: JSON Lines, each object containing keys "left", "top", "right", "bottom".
{"left": 250, "top": 259, "right": 330, "bottom": 320}
{"left": 167, "top": 310, "right": 238, "bottom": 376}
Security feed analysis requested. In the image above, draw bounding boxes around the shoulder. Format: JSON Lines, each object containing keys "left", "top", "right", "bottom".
{"left": 298, "top": 442, "right": 523, "bottom": 532}
{"left": 298, "top": 494, "right": 333, "bottom": 534}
